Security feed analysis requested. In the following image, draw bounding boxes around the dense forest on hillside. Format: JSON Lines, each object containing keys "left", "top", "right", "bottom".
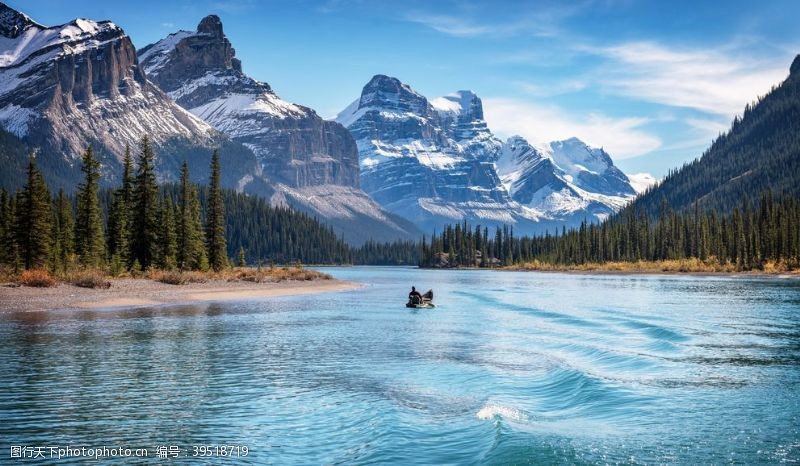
{"left": 630, "top": 57, "right": 800, "bottom": 217}
{"left": 420, "top": 190, "right": 799, "bottom": 271}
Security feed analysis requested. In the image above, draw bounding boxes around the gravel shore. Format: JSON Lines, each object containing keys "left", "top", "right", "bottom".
{"left": 0, "top": 278, "right": 359, "bottom": 312}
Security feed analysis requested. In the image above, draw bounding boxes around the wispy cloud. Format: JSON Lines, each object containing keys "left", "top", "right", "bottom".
{"left": 517, "top": 79, "right": 588, "bottom": 97}
{"left": 483, "top": 97, "right": 661, "bottom": 159}
{"left": 160, "top": 22, "right": 175, "bottom": 28}
{"left": 405, "top": 2, "right": 590, "bottom": 38}
{"left": 586, "top": 41, "right": 790, "bottom": 117}
{"left": 405, "top": 13, "right": 493, "bottom": 37}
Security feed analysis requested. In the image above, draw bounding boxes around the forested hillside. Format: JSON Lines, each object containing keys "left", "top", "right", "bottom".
{"left": 630, "top": 56, "right": 800, "bottom": 216}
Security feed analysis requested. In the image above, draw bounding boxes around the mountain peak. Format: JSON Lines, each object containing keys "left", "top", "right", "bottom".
{"left": 362, "top": 74, "right": 406, "bottom": 94}
{"left": 138, "top": 14, "right": 241, "bottom": 79}
{"left": 0, "top": 2, "right": 41, "bottom": 38}
{"left": 197, "top": 14, "right": 223, "bottom": 37}
{"left": 431, "top": 90, "right": 484, "bottom": 121}
{"left": 791, "top": 54, "right": 800, "bottom": 77}
{"left": 358, "top": 74, "right": 428, "bottom": 113}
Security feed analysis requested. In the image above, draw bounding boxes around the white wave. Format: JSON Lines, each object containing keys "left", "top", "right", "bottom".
{"left": 476, "top": 403, "right": 527, "bottom": 422}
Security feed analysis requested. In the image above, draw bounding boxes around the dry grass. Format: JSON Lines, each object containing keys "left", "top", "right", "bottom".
{"left": 8, "top": 265, "right": 333, "bottom": 289}
{"left": 147, "top": 267, "right": 330, "bottom": 285}
{"left": 226, "top": 266, "right": 332, "bottom": 283}
{"left": 69, "top": 270, "right": 111, "bottom": 289}
{"left": 509, "top": 258, "right": 797, "bottom": 274}
{"left": 19, "top": 269, "right": 57, "bottom": 287}
{"left": 148, "top": 270, "right": 208, "bottom": 285}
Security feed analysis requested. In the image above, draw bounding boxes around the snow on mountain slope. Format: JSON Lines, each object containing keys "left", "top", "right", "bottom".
{"left": 496, "top": 135, "right": 640, "bottom": 223}
{"left": 626, "top": 172, "right": 658, "bottom": 194}
{"left": 138, "top": 16, "right": 419, "bottom": 244}
{"left": 336, "top": 75, "right": 644, "bottom": 233}
{"left": 336, "top": 75, "right": 543, "bottom": 233}
{"left": 0, "top": 3, "right": 254, "bottom": 192}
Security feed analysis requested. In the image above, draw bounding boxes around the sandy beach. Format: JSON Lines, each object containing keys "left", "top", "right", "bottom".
{"left": 0, "top": 278, "right": 360, "bottom": 312}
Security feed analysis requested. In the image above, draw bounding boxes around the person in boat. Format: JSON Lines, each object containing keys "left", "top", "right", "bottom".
{"left": 408, "top": 286, "right": 423, "bottom": 305}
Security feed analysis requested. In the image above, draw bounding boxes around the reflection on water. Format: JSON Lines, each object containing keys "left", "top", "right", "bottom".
{"left": 1, "top": 267, "right": 799, "bottom": 464}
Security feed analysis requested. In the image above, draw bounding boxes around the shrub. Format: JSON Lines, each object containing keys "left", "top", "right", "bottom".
{"left": 19, "top": 269, "right": 57, "bottom": 287}
{"left": 154, "top": 270, "right": 186, "bottom": 285}
{"left": 150, "top": 270, "right": 208, "bottom": 285}
{"left": 71, "top": 270, "right": 111, "bottom": 289}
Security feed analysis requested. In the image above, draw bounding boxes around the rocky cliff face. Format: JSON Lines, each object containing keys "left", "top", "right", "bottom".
{"left": 337, "top": 75, "right": 538, "bottom": 231}
{"left": 138, "top": 17, "right": 418, "bottom": 244}
{"left": 496, "top": 136, "right": 635, "bottom": 222}
{"left": 337, "top": 75, "right": 644, "bottom": 232}
{"left": 138, "top": 16, "right": 359, "bottom": 189}
{"left": 0, "top": 3, "right": 254, "bottom": 191}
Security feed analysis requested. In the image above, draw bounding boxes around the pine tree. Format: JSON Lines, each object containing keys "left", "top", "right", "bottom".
{"left": 176, "top": 161, "right": 207, "bottom": 270}
{"left": 52, "top": 189, "right": 74, "bottom": 273}
{"left": 206, "top": 149, "right": 227, "bottom": 271}
{"left": 107, "top": 145, "right": 133, "bottom": 265}
{"left": 74, "top": 146, "right": 105, "bottom": 267}
{"left": 2, "top": 194, "right": 20, "bottom": 270}
{"left": 0, "top": 189, "right": 12, "bottom": 266}
{"left": 238, "top": 246, "right": 246, "bottom": 267}
{"left": 157, "top": 196, "right": 177, "bottom": 270}
{"left": 130, "top": 137, "right": 159, "bottom": 269}
{"left": 15, "top": 156, "right": 52, "bottom": 270}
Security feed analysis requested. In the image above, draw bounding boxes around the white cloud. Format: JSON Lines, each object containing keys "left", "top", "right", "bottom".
{"left": 404, "top": 2, "right": 587, "bottom": 39}
{"left": 405, "top": 13, "right": 492, "bottom": 37}
{"left": 587, "top": 41, "right": 789, "bottom": 117}
{"left": 517, "top": 79, "right": 587, "bottom": 97}
{"left": 483, "top": 97, "right": 661, "bottom": 159}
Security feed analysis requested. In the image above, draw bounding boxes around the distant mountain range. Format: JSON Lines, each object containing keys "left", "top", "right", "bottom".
{"left": 0, "top": 2, "right": 656, "bottom": 243}
{"left": 336, "top": 75, "right": 647, "bottom": 234}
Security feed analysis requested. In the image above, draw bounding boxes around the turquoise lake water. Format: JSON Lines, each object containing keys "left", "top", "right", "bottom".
{"left": 1, "top": 267, "right": 799, "bottom": 464}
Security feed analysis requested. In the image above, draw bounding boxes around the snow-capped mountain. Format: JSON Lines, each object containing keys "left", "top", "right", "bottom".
{"left": 337, "top": 75, "right": 645, "bottom": 233}
{"left": 0, "top": 3, "right": 256, "bottom": 191}
{"left": 138, "top": 17, "right": 419, "bottom": 244}
{"left": 336, "top": 75, "right": 542, "bottom": 231}
{"left": 496, "top": 136, "right": 638, "bottom": 223}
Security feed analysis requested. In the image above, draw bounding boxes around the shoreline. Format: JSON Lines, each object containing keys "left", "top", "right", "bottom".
{"left": 0, "top": 278, "right": 360, "bottom": 313}
{"left": 418, "top": 265, "right": 800, "bottom": 279}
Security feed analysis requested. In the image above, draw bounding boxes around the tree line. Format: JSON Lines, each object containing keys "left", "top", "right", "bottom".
{"left": 419, "top": 190, "right": 800, "bottom": 271}
{"left": 2, "top": 137, "right": 246, "bottom": 275}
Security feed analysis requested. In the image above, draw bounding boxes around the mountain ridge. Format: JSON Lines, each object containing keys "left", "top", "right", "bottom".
{"left": 336, "top": 74, "right": 643, "bottom": 233}
{"left": 138, "top": 18, "right": 420, "bottom": 244}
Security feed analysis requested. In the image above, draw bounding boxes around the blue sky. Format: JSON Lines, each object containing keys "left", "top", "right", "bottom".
{"left": 15, "top": 0, "right": 800, "bottom": 176}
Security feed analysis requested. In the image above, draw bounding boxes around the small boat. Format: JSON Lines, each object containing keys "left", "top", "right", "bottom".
{"left": 407, "top": 290, "right": 435, "bottom": 308}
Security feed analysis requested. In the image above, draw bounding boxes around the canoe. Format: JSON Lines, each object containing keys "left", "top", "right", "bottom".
{"left": 406, "top": 302, "right": 436, "bottom": 308}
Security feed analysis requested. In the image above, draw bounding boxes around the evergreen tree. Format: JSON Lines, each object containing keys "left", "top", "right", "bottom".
{"left": 157, "top": 196, "right": 177, "bottom": 270}
{"left": 238, "top": 246, "right": 246, "bottom": 267}
{"left": 0, "top": 189, "right": 13, "bottom": 266}
{"left": 15, "top": 156, "right": 51, "bottom": 270}
{"left": 130, "top": 137, "right": 159, "bottom": 269}
{"left": 74, "top": 146, "right": 105, "bottom": 267}
{"left": 51, "top": 189, "right": 74, "bottom": 273}
{"left": 176, "top": 161, "right": 207, "bottom": 270}
{"left": 205, "top": 150, "right": 227, "bottom": 271}
{"left": 107, "top": 145, "right": 133, "bottom": 264}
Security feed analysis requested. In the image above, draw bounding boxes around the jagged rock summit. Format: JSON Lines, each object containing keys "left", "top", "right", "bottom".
{"left": 138, "top": 17, "right": 419, "bottom": 243}
{"left": 336, "top": 74, "right": 532, "bottom": 231}
{"left": 337, "top": 74, "right": 644, "bottom": 233}
{"left": 0, "top": 2, "right": 258, "bottom": 191}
